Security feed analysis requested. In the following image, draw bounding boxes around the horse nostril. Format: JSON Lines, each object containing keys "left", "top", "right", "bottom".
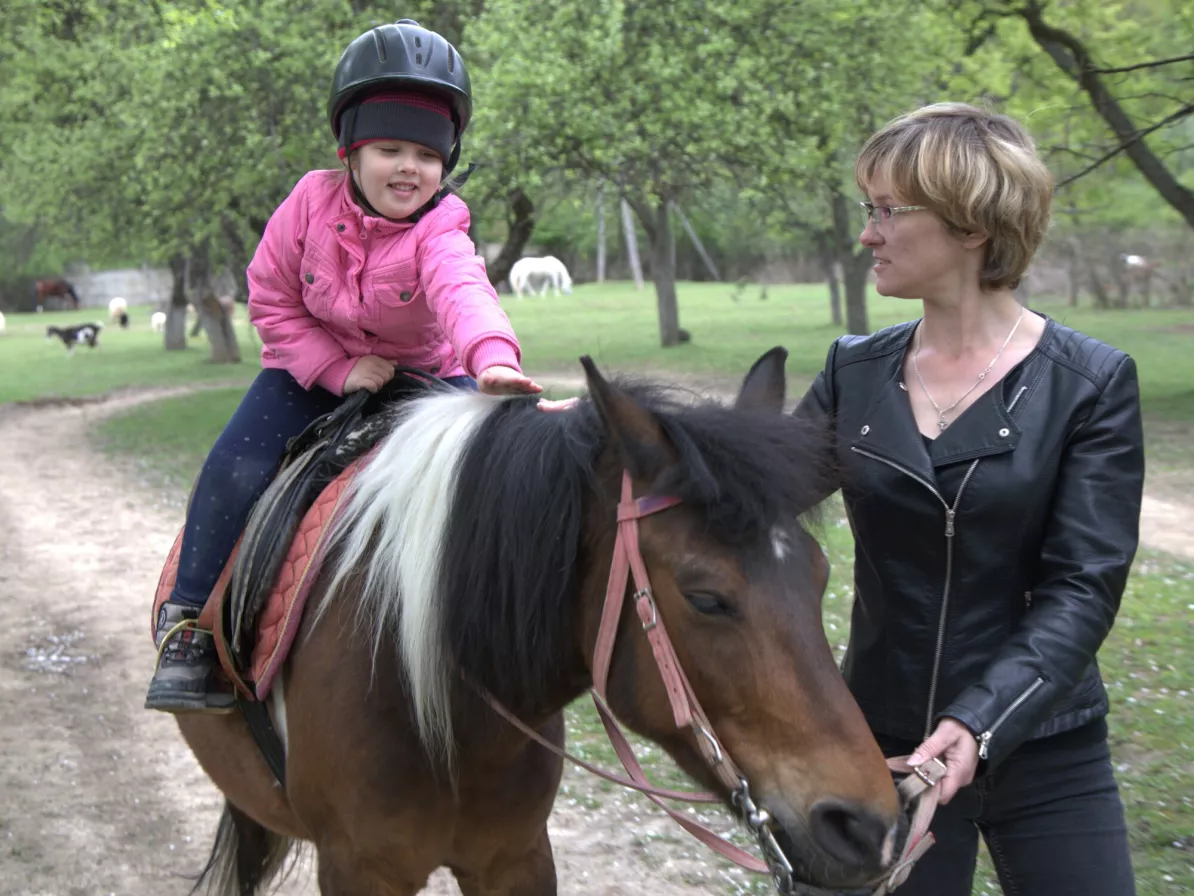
{"left": 809, "top": 799, "right": 890, "bottom": 868}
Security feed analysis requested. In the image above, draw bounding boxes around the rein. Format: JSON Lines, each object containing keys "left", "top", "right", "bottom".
{"left": 478, "top": 471, "right": 943, "bottom": 894}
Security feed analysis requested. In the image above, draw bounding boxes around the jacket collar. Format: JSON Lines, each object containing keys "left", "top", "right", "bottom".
{"left": 849, "top": 320, "right": 1033, "bottom": 479}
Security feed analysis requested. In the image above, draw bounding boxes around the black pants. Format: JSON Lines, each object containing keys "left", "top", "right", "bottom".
{"left": 876, "top": 719, "right": 1135, "bottom": 896}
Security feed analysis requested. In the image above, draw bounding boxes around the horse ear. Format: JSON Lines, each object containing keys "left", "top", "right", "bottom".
{"left": 734, "top": 346, "right": 788, "bottom": 413}
{"left": 580, "top": 355, "right": 676, "bottom": 481}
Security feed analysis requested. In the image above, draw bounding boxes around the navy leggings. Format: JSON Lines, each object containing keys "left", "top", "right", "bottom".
{"left": 876, "top": 719, "right": 1135, "bottom": 896}
{"left": 170, "top": 367, "right": 474, "bottom": 607}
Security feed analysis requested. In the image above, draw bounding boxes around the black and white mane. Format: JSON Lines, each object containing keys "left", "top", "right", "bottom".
{"left": 321, "top": 383, "right": 832, "bottom": 758}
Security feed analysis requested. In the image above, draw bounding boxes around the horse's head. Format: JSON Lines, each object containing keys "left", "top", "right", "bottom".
{"left": 578, "top": 349, "right": 901, "bottom": 891}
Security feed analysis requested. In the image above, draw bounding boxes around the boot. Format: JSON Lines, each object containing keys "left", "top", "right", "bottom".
{"left": 145, "top": 600, "right": 236, "bottom": 714}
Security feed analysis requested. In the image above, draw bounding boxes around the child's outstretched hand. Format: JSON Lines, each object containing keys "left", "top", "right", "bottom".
{"left": 477, "top": 365, "right": 579, "bottom": 413}
{"left": 344, "top": 355, "right": 396, "bottom": 394}
{"left": 477, "top": 365, "right": 542, "bottom": 396}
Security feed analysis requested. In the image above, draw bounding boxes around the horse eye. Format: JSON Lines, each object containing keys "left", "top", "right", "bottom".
{"left": 685, "top": 592, "right": 734, "bottom": 617}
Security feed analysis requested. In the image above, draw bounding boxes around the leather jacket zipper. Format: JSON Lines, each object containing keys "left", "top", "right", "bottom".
{"left": 978, "top": 677, "right": 1045, "bottom": 759}
{"left": 851, "top": 386, "right": 1029, "bottom": 739}
{"left": 854, "top": 445, "right": 983, "bottom": 737}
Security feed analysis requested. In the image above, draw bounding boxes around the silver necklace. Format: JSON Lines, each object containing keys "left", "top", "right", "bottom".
{"left": 912, "top": 306, "right": 1025, "bottom": 432}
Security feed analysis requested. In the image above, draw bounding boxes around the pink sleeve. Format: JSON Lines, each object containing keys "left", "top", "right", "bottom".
{"left": 417, "top": 201, "right": 522, "bottom": 377}
{"left": 247, "top": 173, "right": 352, "bottom": 394}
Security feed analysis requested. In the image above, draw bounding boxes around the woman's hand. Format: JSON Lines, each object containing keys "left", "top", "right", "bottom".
{"left": 908, "top": 717, "right": 980, "bottom": 805}
{"left": 343, "top": 355, "right": 396, "bottom": 394}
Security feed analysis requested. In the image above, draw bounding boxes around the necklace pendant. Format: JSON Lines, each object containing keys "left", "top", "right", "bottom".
{"left": 937, "top": 419, "right": 949, "bottom": 432}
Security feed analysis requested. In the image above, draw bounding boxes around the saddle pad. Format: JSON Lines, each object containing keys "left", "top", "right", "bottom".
{"left": 151, "top": 458, "right": 364, "bottom": 700}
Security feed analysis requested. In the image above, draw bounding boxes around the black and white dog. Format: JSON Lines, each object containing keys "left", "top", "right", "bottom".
{"left": 46, "top": 322, "right": 104, "bottom": 355}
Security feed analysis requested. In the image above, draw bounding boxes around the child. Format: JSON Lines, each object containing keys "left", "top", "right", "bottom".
{"left": 147, "top": 19, "right": 564, "bottom": 713}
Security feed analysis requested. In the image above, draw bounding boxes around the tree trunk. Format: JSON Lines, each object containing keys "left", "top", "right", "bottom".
{"left": 620, "top": 198, "right": 645, "bottom": 291}
{"left": 1088, "top": 270, "right": 1111, "bottom": 309}
{"left": 817, "top": 231, "right": 843, "bottom": 326}
{"left": 673, "top": 203, "right": 720, "bottom": 281}
{"left": 165, "top": 254, "right": 188, "bottom": 351}
{"left": 595, "top": 183, "right": 606, "bottom": 283}
{"left": 486, "top": 188, "right": 535, "bottom": 289}
{"left": 188, "top": 244, "right": 241, "bottom": 363}
{"left": 627, "top": 198, "right": 682, "bottom": 347}
{"left": 831, "top": 189, "right": 869, "bottom": 334}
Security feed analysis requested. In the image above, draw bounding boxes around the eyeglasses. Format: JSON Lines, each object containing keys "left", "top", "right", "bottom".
{"left": 860, "top": 201, "right": 926, "bottom": 226}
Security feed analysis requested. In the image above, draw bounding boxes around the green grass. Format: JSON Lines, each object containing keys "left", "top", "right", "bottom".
{"left": 0, "top": 304, "right": 260, "bottom": 404}
{"left": 7, "top": 282, "right": 1193, "bottom": 893}
{"left": 89, "top": 388, "right": 249, "bottom": 499}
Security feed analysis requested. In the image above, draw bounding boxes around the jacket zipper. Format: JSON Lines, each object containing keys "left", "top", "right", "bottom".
{"left": 977, "top": 677, "right": 1045, "bottom": 759}
{"left": 851, "top": 382, "right": 1030, "bottom": 740}
{"left": 850, "top": 447, "right": 980, "bottom": 735}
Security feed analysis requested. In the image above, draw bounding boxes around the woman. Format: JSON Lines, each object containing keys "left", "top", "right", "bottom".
{"left": 796, "top": 103, "right": 1143, "bottom": 894}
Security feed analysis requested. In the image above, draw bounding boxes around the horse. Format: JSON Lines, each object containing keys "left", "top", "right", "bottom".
{"left": 1120, "top": 253, "right": 1162, "bottom": 307}
{"left": 175, "top": 350, "right": 909, "bottom": 896}
{"left": 32, "top": 277, "right": 80, "bottom": 312}
{"left": 509, "top": 255, "right": 573, "bottom": 298}
{"left": 45, "top": 322, "right": 102, "bottom": 354}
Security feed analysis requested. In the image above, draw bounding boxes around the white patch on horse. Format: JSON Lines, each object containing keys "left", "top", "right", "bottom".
{"left": 319, "top": 390, "right": 498, "bottom": 763}
{"left": 881, "top": 823, "right": 898, "bottom": 868}
{"left": 270, "top": 669, "right": 289, "bottom": 755}
{"left": 771, "top": 526, "right": 793, "bottom": 562}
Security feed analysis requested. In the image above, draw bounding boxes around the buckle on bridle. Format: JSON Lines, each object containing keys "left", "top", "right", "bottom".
{"left": 913, "top": 757, "right": 947, "bottom": 788}
{"left": 634, "top": 588, "right": 658, "bottom": 631}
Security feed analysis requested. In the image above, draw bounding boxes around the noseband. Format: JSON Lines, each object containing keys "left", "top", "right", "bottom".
{"left": 481, "top": 471, "right": 944, "bottom": 894}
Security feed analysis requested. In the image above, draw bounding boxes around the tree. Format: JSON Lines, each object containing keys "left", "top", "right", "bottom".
{"left": 469, "top": 0, "right": 768, "bottom": 346}
{"left": 949, "top": 0, "right": 1194, "bottom": 226}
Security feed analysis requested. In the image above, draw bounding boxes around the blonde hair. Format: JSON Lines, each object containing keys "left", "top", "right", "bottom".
{"left": 855, "top": 103, "right": 1052, "bottom": 290}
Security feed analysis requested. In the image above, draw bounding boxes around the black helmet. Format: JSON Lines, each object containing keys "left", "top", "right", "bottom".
{"left": 328, "top": 20, "right": 472, "bottom": 144}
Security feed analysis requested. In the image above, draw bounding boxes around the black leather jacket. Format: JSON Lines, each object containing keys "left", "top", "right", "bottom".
{"left": 795, "top": 316, "right": 1144, "bottom": 768}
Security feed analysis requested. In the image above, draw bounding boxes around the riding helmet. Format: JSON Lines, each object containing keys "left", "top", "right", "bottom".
{"left": 328, "top": 20, "right": 472, "bottom": 174}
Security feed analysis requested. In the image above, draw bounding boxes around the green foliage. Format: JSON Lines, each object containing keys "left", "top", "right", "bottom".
{"left": 0, "top": 0, "right": 426, "bottom": 273}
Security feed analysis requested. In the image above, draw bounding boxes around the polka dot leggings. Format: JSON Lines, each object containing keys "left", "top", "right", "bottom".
{"left": 170, "top": 368, "right": 342, "bottom": 607}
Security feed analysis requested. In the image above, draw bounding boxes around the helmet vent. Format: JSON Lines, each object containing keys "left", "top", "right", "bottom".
{"left": 448, "top": 49, "right": 455, "bottom": 72}
{"left": 371, "top": 30, "right": 387, "bottom": 62}
{"left": 416, "top": 53, "right": 423, "bottom": 65}
{"left": 415, "top": 36, "right": 422, "bottom": 48}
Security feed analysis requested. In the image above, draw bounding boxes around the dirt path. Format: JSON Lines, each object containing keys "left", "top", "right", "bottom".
{"left": 1, "top": 387, "right": 1189, "bottom": 896}
{"left": 0, "top": 390, "right": 754, "bottom": 896}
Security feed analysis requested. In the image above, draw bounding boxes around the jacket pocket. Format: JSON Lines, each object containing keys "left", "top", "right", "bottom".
{"left": 299, "top": 247, "right": 339, "bottom": 316}
{"left": 366, "top": 261, "right": 420, "bottom": 309}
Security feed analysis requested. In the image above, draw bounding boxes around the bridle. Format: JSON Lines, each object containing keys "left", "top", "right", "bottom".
{"left": 479, "top": 471, "right": 944, "bottom": 894}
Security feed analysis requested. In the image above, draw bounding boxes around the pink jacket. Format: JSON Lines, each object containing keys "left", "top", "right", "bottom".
{"left": 248, "top": 170, "right": 521, "bottom": 396}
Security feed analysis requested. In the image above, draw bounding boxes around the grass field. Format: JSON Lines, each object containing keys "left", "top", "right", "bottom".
{"left": 5, "top": 283, "right": 1192, "bottom": 893}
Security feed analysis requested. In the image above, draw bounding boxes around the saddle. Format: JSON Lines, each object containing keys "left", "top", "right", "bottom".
{"left": 152, "top": 369, "right": 447, "bottom": 700}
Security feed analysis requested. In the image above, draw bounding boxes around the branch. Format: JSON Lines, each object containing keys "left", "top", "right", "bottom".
{"left": 1053, "top": 103, "right": 1194, "bottom": 191}
{"left": 1018, "top": 2, "right": 1194, "bottom": 226}
{"left": 1091, "top": 53, "right": 1194, "bottom": 75}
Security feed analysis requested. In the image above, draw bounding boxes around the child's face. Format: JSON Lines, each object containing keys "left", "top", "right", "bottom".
{"left": 350, "top": 140, "right": 444, "bottom": 220}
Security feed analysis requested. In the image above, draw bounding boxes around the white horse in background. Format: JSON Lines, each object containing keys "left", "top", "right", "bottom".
{"left": 509, "top": 255, "right": 573, "bottom": 299}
